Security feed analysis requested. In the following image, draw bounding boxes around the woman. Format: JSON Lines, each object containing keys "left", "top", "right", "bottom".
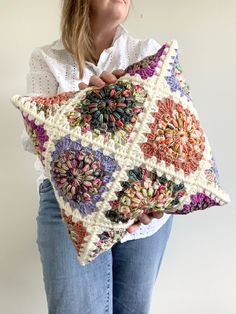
{"left": 22, "top": 0, "right": 174, "bottom": 313}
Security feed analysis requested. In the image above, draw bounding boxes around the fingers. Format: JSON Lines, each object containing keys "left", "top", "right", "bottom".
{"left": 89, "top": 75, "right": 106, "bottom": 88}
{"left": 78, "top": 82, "right": 88, "bottom": 90}
{"left": 128, "top": 213, "right": 152, "bottom": 234}
{"left": 78, "top": 76, "right": 105, "bottom": 90}
{"left": 99, "top": 70, "right": 118, "bottom": 84}
{"left": 126, "top": 211, "right": 164, "bottom": 234}
{"left": 139, "top": 213, "right": 152, "bottom": 225}
{"left": 127, "top": 221, "right": 141, "bottom": 234}
{"left": 112, "top": 69, "right": 125, "bottom": 78}
{"left": 152, "top": 211, "right": 164, "bottom": 219}
{"left": 78, "top": 69, "right": 125, "bottom": 90}
{"left": 99, "top": 69, "right": 125, "bottom": 83}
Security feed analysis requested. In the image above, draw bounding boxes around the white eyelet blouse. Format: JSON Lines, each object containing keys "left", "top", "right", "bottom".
{"left": 21, "top": 23, "right": 172, "bottom": 243}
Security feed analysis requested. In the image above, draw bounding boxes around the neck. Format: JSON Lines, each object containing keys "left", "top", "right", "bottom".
{"left": 90, "top": 21, "right": 120, "bottom": 62}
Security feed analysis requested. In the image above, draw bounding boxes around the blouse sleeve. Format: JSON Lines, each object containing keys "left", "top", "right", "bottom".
{"left": 21, "top": 47, "right": 59, "bottom": 154}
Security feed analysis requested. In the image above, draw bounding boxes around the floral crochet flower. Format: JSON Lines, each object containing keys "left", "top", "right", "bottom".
{"left": 174, "top": 192, "right": 220, "bottom": 214}
{"left": 165, "top": 50, "right": 192, "bottom": 101}
{"left": 31, "top": 91, "right": 74, "bottom": 118}
{"left": 125, "top": 43, "right": 169, "bottom": 79}
{"left": 204, "top": 156, "right": 220, "bottom": 185}
{"left": 61, "top": 208, "right": 90, "bottom": 252}
{"left": 140, "top": 97, "right": 205, "bottom": 175}
{"left": 65, "top": 81, "right": 147, "bottom": 144}
{"left": 90, "top": 229, "right": 127, "bottom": 259}
{"left": 105, "top": 166, "right": 186, "bottom": 223}
{"left": 50, "top": 136, "right": 120, "bottom": 215}
{"left": 23, "top": 114, "right": 48, "bottom": 164}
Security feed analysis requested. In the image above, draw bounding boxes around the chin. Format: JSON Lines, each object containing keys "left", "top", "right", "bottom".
{"left": 109, "top": 7, "right": 127, "bottom": 19}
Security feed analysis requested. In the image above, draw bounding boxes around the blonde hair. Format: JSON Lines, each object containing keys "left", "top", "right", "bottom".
{"left": 60, "top": 0, "right": 94, "bottom": 80}
{"left": 60, "top": 0, "right": 132, "bottom": 80}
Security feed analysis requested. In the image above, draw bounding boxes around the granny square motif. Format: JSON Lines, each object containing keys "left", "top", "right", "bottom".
{"left": 11, "top": 39, "right": 230, "bottom": 265}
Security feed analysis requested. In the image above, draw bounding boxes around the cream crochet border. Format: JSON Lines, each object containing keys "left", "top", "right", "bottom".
{"left": 11, "top": 39, "right": 231, "bottom": 264}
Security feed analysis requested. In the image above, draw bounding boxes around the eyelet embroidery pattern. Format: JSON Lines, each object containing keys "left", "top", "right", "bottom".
{"left": 165, "top": 49, "right": 192, "bottom": 101}
{"left": 12, "top": 39, "right": 230, "bottom": 265}
{"left": 50, "top": 136, "right": 120, "bottom": 216}
{"left": 105, "top": 166, "right": 186, "bottom": 223}
{"left": 22, "top": 114, "right": 48, "bottom": 165}
{"left": 140, "top": 97, "right": 205, "bottom": 175}
{"left": 65, "top": 81, "right": 147, "bottom": 145}
{"left": 125, "top": 43, "right": 169, "bottom": 79}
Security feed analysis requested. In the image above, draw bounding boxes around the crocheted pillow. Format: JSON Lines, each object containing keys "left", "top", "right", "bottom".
{"left": 11, "top": 39, "right": 230, "bottom": 265}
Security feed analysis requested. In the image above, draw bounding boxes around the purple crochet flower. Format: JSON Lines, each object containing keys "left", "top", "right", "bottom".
{"left": 212, "top": 156, "right": 220, "bottom": 184}
{"left": 23, "top": 114, "right": 48, "bottom": 164}
{"left": 50, "top": 135, "right": 120, "bottom": 216}
{"left": 175, "top": 192, "right": 220, "bottom": 214}
{"left": 204, "top": 155, "right": 221, "bottom": 186}
{"left": 165, "top": 51, "right": 192, "bottom": 102}
{"left": 125, "top": 43, "right": 169, "bottom": 79}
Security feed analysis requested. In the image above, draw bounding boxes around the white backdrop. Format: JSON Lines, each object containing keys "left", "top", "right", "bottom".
{"left": 0, "top": 0, "right": 235, "bottom": 313}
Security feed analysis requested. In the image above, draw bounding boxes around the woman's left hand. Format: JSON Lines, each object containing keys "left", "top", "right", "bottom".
{"left": 127, "top": 211, "right": 164, "bottom": 234}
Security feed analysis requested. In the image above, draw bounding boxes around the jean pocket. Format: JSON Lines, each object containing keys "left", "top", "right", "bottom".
{"left": 39, "top": 178, "right": 54, "bottom": 194}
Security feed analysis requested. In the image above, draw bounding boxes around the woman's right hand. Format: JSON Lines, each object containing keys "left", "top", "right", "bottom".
{"left": 78, "top": 69, "right": 125, "bottom": 90}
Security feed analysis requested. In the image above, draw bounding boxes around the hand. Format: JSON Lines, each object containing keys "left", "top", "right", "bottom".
{"left": 78, "top": 69, "right": 125, "bottom": 90}
{"left": 127, "top": 211, "right": 164, "bottom": 234}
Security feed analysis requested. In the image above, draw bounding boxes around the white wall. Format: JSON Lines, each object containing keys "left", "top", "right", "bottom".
{"left": 1, "top": 0, "right": 235, "bottom": 313}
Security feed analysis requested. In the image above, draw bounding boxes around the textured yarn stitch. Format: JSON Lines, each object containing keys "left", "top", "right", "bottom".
{"left": 11, "top": 40, "right": 230, "bottom": 265}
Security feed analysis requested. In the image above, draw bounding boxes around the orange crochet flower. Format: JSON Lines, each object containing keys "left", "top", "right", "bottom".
{"left": 30, "top": 92, "right": 75, "bottom": 118}
{"left": 31, "top": 91, "right": 74, "bottom": 105}
{"left": 60, "top": 208, "right": 89, "bottom": 252}
{"left": 140, "top": 97, "right": 205, "bottom": 175}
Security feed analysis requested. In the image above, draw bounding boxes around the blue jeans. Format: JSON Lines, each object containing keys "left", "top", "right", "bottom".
{"left": 36, "top": 178, "right": 174, "bottom": 314}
